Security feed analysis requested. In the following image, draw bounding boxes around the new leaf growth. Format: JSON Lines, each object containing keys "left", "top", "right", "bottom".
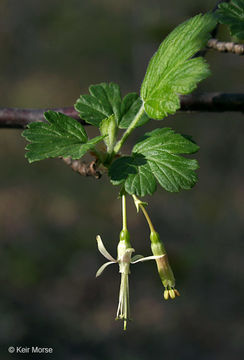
{"left": 141, "top": 13, "right": 217, "bottom": 119}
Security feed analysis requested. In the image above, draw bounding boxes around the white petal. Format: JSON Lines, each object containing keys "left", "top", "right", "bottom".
{"left": 96, "top": 235, "right": 116, "bottom": 262}
{"left": 96, "top": 261, "right": 115, "bottom": 277}
{"left": 131, "top": 254, "right": 165, "bottom": 264}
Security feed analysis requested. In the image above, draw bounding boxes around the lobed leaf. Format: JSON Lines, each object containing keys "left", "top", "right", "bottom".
{"left": 75, "top": 82, "right": 122, "bottom": 126}
{"left": 141, "top": 13, "right": 217, "bottom": 119}
{"left": 22, "top": 111, "right": 104, "bottom": 163}
{"left": 109, "top": 128, "right": 199, "bottom": 196}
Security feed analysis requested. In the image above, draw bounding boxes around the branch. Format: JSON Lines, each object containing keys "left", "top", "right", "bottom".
{"left": 0, "top": 93, "right": 243, "bottom": 129}
{"left": 61, "top": 158, "right": 101, "bottom": 179}
{"left": 0, "top": 107, "right": 87, "bottom": 129}
{"left": 205, "top": 1, "right": 244, "bottom": 56}
{"left": 180, "top": 93, "right": 244, "bottom": 112}
{"left": 208, "top": 39, "right": 244, "bottom": 55}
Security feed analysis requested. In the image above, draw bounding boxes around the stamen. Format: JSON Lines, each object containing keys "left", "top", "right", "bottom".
{"left": 169, "top": 289, "right": 175, "bottom": 299}
{"left": 174, "top": 289, "right": 180, "bottom": 297}
{"left": 116, "top": 273, "right": 130, "bottom": 331}
{"left": 164, "top": 289, "right": 169, "bottom": 300}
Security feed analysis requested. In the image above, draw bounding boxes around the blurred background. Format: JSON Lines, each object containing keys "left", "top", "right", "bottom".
{"left": 0, "top": 0, "right": 243, "bottom": 359}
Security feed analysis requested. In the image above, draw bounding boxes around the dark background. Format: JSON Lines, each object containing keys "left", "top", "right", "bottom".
{"left": 0, "top": 0, "right": 243, "bottom": 359}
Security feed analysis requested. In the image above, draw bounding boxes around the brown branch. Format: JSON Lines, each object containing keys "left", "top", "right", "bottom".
{"left": 180, "top": 93, "right": 244, "bottom": 112}
{"left": 207, "top": 39, "right": 244, "bottom": 55}
{"left": 0, "top": 107, "right": 87, "bottom": 129}
{"left": 0, "top": 93, "right": 243, "bottom": 129}
{"left": 61, "top": 158, "right": 101, "bottom": 179}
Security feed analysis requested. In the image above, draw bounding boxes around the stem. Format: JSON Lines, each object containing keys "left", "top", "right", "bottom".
{"left": 132, "top": 195, "right": 155, "bottom": 233}
{"left": 140, "top": 204, "right": 156, "bottom": 233}
{"left": 119, "top": 194, "right": 131, "bottom": 250}
{"left": 122, "top": 194, "right": 127, "bottom": 231}
{"left": 207, "top": 39, "right": 244, "bottom": 55}
{"left": 114, "top": 104, "right": 145, "bottom": 154}
{"left": 1, "top": 94, "right": 244, "bottom": 129}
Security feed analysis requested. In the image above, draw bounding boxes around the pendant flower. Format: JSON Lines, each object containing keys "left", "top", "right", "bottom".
{"left": 96, "top": 235, "right": 164, "bottom": 330}
{"left": 132, "top": 195, "right": 180, "bottom": 301}
{"left": 150, "top": 231, "right": 180, "bottom": 300}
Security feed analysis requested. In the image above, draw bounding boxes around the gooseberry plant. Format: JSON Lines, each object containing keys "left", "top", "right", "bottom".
{"left": 21, "top": 12, "right": 228, "bottom": 330}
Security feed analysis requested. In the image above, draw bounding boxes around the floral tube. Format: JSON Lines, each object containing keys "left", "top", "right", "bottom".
{"left": 150, "top": 231, "right": 180, "bottom": 300}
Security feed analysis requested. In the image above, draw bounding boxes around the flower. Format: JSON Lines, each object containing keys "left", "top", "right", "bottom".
{"left": 150, "top": 231, "right": 180, "bottom": 300}
{"left": 96, "top": 235, "right": 163, "bottom": 330}
{"left": 132, "top": 195, "right": 180, "bottom": 300}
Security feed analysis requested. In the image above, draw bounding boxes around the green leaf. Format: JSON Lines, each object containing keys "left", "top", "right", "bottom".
{"left": 22, "top": 111, "right": 104, "bottom": 163}
{"left": 99, "top": 115, "right": 118, "bottom": 153}
{"left": 109, "top": 154, "right": 157, "bottom": 195}
{"left": 109, "top": 128, "right": 199, "bottom": 196}
{"left": 75, "top": 82, "right": 122, "bottom": 126}
{"left": 119, "top": 93, "right": 149, "bottom": 129}
{"left": 216, "top": 0, "right": 244, "bottom": 40}
{"left": 141, "top": 13, "right": 217, "bottom": 119}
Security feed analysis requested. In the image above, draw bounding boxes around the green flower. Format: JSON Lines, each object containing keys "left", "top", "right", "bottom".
{"left": 96, "top": 235, "right": 163, "bottom": 330}
{"left": 150, "top": 231, "right": 180, "bottom": 300}
{"left": 133, "top": 195, "right": 180, "bottom": 300}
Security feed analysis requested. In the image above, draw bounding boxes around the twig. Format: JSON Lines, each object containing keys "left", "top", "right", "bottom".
{"left": 0, "top": 93, "right": 243, "bottom": 129}
{"left": 207, "top": 39, "right": 244, "bottom": 55}
{"left": 61, "top": 158, "right": 101, "bottom": 179}
{"left": 180, "top": 93, "right": 244, "bottom": 112}
{"left": 0, "top": 107, "right": 86, "bottom": 129}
